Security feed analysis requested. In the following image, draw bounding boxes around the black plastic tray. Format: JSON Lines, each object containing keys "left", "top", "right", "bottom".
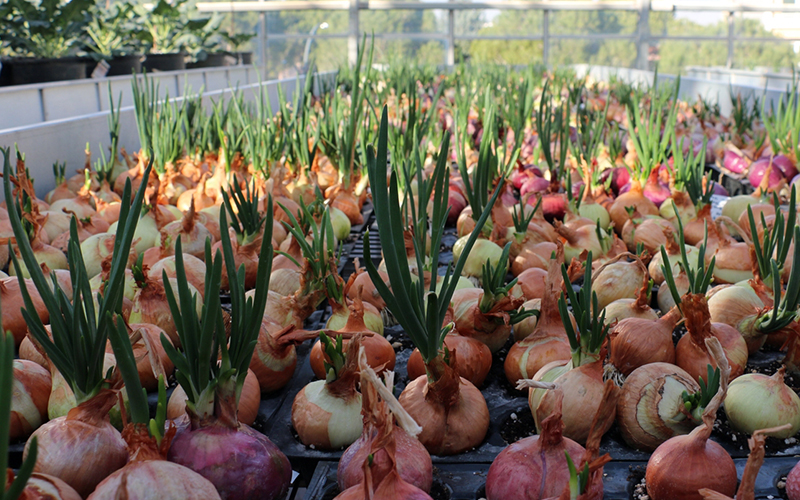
{"left": 707, "top": 163, "right": 753, "bottom": 197}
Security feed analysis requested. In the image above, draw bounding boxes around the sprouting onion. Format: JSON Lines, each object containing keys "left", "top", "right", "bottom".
{"left": 661, "top": 213, "right": 715, "bottom": 310}
{"left": 5, "top": 147, "right": 150, "bottom": 496}
{"left": 0, "top": 329, "right": 39, "bottom": 500}
{"left": 747, "top": 186, "right": 796, "bottom": 282}
{"left": 680, "top": 364, "right": 721, "bottom": 423}
{"left": 222, "top": 180, "right": 265, "bottom": 245}
{"left": 535, "top": 80, "right": 570, "bottom": 182}
{"left": 671, "top": 132, "right": 712, "bottom": 209}
{"left": 365, "top": 106, "right": 500, "bottom": 455}
{"left": 559, "top": 252, "right": 609, "bottom": 367}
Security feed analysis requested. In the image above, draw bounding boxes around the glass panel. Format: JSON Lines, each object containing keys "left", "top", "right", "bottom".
{"left": 549, "top": 10, "right": 638, "bottom": 35}
{"left": 550, "top": 39, "right": 637, "bottom": 68}
{"left": 652, "top": 41, "right": 727, "bottom": 74}
{"left": 650, "top": 11, "right": 726, "bottom": 37}
{"left": 733, "top": 41, "right": 799, "bottom": 71}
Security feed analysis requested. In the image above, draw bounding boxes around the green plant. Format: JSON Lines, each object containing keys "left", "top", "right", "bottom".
{"left": 2, "top": 0, "right": 93, "bottom": 59}
{"left": 135, "top": 0, "right": 194, "bottom": 55}
{"left": 184, "top": 15, "right": 223, "bottom": 62}
{"left": 84, "top": 1, "right": 142, "bottom": 60}
{"left": 222, "top": 32, "right": 256, "bottom": 53}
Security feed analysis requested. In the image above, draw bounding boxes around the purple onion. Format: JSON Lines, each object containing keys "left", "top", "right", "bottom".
{"left": 772, "top": 155, "right": 798, "bottom": 180}
{"left": 723, "top": 149, "right": 749, "bottom": 174}
{"left": 169, "top": 423, "right": 292, "bottom": 500}
{"left": 748, "top": 158, "right": 785, "bottom": 189}
{"left": 710, "top": 181, "right": 729, "bottom": 197}
{"left": 644, "top": 170, "right": 671, "bottom": 207}
{"left": 792, "top": 173, "right": 800, "bottom": 186}
{"left": 509, "top": 170, "right": 530, "bottom": 190}
{"left": 520, "top": 176, "right": 550, "bottom": 198}
{"left": 571, "top": 181, "right": 585, "bottom": 200}
{"left": 618, "top": 182, "right": 631, "bottom": 195}
{"left": 609, "top": 167, "right": 630, "bottom": 195}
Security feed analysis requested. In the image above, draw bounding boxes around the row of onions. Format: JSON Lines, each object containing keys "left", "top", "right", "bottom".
{"left": 4, "top": 58, "right": 800, "bottom": 500}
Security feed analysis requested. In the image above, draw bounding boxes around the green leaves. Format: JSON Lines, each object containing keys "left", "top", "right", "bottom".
{"left": 3, "top": 147, "right": 151, "bottom": 404}
{"left": 681, "top": 364, "right": 721, "bottom": 422}
{"left": 559, "top": 252, "right": 608, "bottom": 367}
{"left": 748, "top": 186, "right": 796, "bottom": 283}
{"left": 222, "top": 180, "right": 265, "bottom": 242}
{"left": 660, "top": 204, "right": 714, "bottom": 309}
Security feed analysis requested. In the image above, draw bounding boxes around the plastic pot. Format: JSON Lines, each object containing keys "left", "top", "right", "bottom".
{"left": 7, "top": 57, "right": 88, "bottom": 86}
{"left": 187, "top": 52, "right": 228, "bottom": 69}
{"left": 142, "top": 52, "right": 186, "bottom": 72}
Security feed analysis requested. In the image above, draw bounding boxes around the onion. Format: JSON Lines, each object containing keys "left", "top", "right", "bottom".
{"left": 407, "top": 331, "right": 492, "bottom": 387}
{"left": 339, "top": 348, "right": 432, "bottom": 493}
{"left": 10, "top": 359, "right": 51, "bottom": 441}
{"left": 87, "top": 460, "right": 221, "bottom": 500}
{"left": 329, "top": 205, "right": 352, "bottom": 241}
{"left": 617, "top": 362, "right": 700, "bottom": 451}
{"left": 211, "top": 229, "right": 262, "bottom": 289}
{"left": 786, "top": 457, "right": 800, "bottom": 500}
{"left": 608, "top": 180, "right": 659, "bottom": 232}
{"left": 169, "top": 421, "right": 291, "bottom": 500}
{"left": 19, "top": 473, "right": 82, "bottom": 500}
{"left": 592, "top": 253, "right": 647, "bottom": 310}
{"left": 710, "top": 231, "right": 754, "bottom": 285}
{"left": 80, "top": 233, "right": 117, "bottom": 279}
{"left": 520, "top": 175, "right": 550, "bottom": 199}
{"left": 539, "top": 194, "right": 568, "bottom": 222}
{"left": 49, "top": 194, "right": 96, "bottom": 220}
{"left": 456, "top": 206, "right": 475, "bottom": 237}
{"left": 1, "top": 277, "right": 49, "bottom": 346}
{"left": 25, "top": 390, "right": 129, "bottom": 497}
{"left": 450, "top": 287, "right": 522, "bottom": 353}
{"left": 325, "top": 299, "right": 384, "bottom": 336}
{"left": 108, "top": 213, "right": 159, "bottom": 257}
{"left": 649, "top": 237, "right": 698, "bottom": 284}
{"left": 452, "top": 237, "right": 503, "bottom": 278}
{"left": 347, "top": 266, "right": 387, "bottom": 312}
{"left": 128, "top": 276, "right": 202, "bottom": 348}
{"left": 399, "top": 355, "right": 489, "bottom": 455}
{"left": 723, "top": 367, "right": 800, "bottom": 437}
{"left": 722, "top": 147, "right": 749, "bottom": 174}
{"left": 678, "top": 294, "right": 748, "bottom": 383}
{"left": 608, "top": 307, "right": 681, "bottom": 377}
{"left": 748, "top": 158, "right": 784, "bottom": 189}
{"left": 645, "top": 339, "right": 736, "bottom": 500}
{"left": 292, "top": 336, "right": 364, "bottom": 450}
{"left": 512, "top": 268, "right": 547, "bottom": 301}
{"left": 9, "top": 238, "right": 68, "bottom": 279}
{"left": 168, "top": 369, "right": 260, "bottom": 426}
{"left": 621, "top": 215, "right": 673, "bottom": 255}
{"left": 511, "top": 241, "right": 557, "bottom": 275}
{"left": 720, "top": 194, "right": 761, "bottom": 223}
{"left": 707, "top": 282, "right": 767, "bottom": 353}
{"left": 505, "top": 246, "right": 571, "bottom": 386}
{"left": 40, "top": 210, "right": 73, "bottom": 242}
{"left": 486, "top": 391, "right": 592, "bottom": 500}
{"left": 158, "top": 202, "right": 213, "bottom": 259}
{"left": 148, "top": 254, "right": 207, "bottom": 300}
{"left": 512, "top": 298, "right": 540, "bottom": 342}
{"left": 126, "top": 323, "right": 174, "bottom": 392}
{"left": 555, "top": 221, "right": 607, "bottom": 263}
{"left": 657, "top": 275, "right": 689, "bottom": 312}
{"left": 737, "top": 202, "right": 774, "bottom": 238}
{"left": 643, "top": 169, "right": 671, "bottom": 207}
{"left": 531, "top": 359, "right": 612, "bottom": 444}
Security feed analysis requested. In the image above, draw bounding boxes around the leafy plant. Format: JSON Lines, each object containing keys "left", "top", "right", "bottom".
{"left": 2, "top": 0, "right": 93, "bottom": 58}
{"left": 135, "top": 0, "right": 195, "bottom": 55}
{"left": 84, "top": 1, "right": 142, "bottom": 60}
{"left": 184, "top": 15, "right": 223, "bottom": 62}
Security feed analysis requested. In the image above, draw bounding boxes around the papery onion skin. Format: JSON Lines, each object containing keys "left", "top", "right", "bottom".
{"left": 608, "top": 181, "right": 659, "bottom": 232}
{"left": 167, "top": 369, "right": 260, "bottom": 426}
{"left": 309, "top": 335, "right": 395, "bottom": 380}
{"left": 292, "top": 380, "right": 363, "bottom": 450}
{"left": 338, "top": 427, "right": 433, "bottom": 493}
{"left": 707, "top": 284, "right": 765, "bottom": 353}
{"left": 25, "top": 412, "right": 128, "bottom": 497}
{"left": 21, "top": 472, "right": 82, "bottom": 500}
{"left": 452, "top": 237, "right": 503, "bottom": 278}
{"left": 168, "top": 423, "right": 291, "bottom": 500}
{"left": 723, "top": 370, "right": 800, "bottom": 438}
{"left": 87, "top": 460, "right": 221, "bottom": 500}
{"left": 592, "top": 258, "right": 646, "bottom": 311}
{"left": 617, "top": 363, "right": 699, "bottom": 451}
{"left": 407, "top": 333, "right": 492, "bottom": 387}
{"left": 1, "top": 277, "right": 49, "bottom": 346}
{"left": 645, "top": 432, "right": 736, "bottom": 500}
{"left": 787, "top": 461, "right": 800, "bottom": 500}
{"left": 609, "top": 308, "right": 680, "bottom": 377}
{"left": 399, "top": 360, "right": 489, "bottom": 456}
{"left": 10, "top": 359, "right": 51, "bottom": 441}
{"left": 515, "top": 268, "right": 547, "bottom": 301}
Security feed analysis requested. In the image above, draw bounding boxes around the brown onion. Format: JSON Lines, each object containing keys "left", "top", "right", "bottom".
{"left": 608, "top": 180, "right": 659, "bottom": 232}
{"left": 592, "top": 253, "right": 647, "bottom": 310}
{"left": 451, "top": 287, "right": 523, "bottom": 353}
{"left": 621, "top": 215, "right": 673, "bottom": 255}
{"left": 10, "top": 359, "right": 51, "bottom": 441}
{"left": 88, "top": 460, "right": 221, "bottom": 500}
{"left": 407, "top": 331, "right": 492, "bottom": 387}
{"left": 677, "top": 294, "right": 748, "bottom": 383}
{"left": 617, "top": 362, "right": 700, "bottom": 451}
{"left": 514, "top": 267, "right": 547, "bottom": 301}
{"left": 128, "top": 275, "right": 202, "bottom": 348}
{"left": 147, "top": 254, "right": 207, "bottom": 300}
{"left": 19, "top": 472, "right": 82, "bottom": 500}
{"left": 609, "top": 307, "right": 681, "bottom": 377}
{"left": 511, "top": 241, "right": 557, "bottom": 275}
{"left": 0, "top": 277, "right": 49, "bottom": 346}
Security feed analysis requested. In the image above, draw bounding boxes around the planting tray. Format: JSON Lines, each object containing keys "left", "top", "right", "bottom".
{"left": 707, "top": 162, "right": 753, "bottom": 196}
{"left": 303, "top": 458, "right": 800, "bottom": 500}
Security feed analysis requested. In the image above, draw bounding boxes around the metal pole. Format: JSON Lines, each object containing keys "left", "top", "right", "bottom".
{"left": 447, "top": 0, "right": 455, "bottom": 67}
{"left": 543, "top": 9, "right": 550, "bottom": 67}
{"left": 348, "top": 0, "right": 359, "bottom": 66}
{"left": 727, "top": 10, "right": 734, "bottom": 69}
{"left": 636, "top": 0, "right": 650, "bottom": 71}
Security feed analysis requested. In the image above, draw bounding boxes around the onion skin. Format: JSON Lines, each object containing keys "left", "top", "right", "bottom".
{"left": 677, "top": 294, "right": 748, "bottom": 382}
{"left": 10, "top": 359, "right": 51, "bottom": 441}
{"left": 87, "top": 461, "right": 221, "bottom": 500}
{"left": 608, "top": 181, "right": 658, "bottom": 233}
{"left": 338, "top": 427, "right": 433, "bottom": 493}
{"left": 167, "top": 370, "right": 260, "bottom": 426}
{"left": 617, "top": 363, "right": 700, "bottom": 451}
{"left": 25, "top": 390, "right": 129, "bottom": 497}
{"left": 20, "top": 473, "right": 82, "bottom": 500}
{"left": 511, "top": 241, "right": 557, "bottom": 275}
{"left": 399, "top": 357, "right": 489, "bottom": 456}
{"left": 787, "top": 461, "right": 800, "bottom": 500}
{"left": 1, "top": 277, "right": 49, "bottom": 346}
{"left": 450, "top": 287, "right": 521, "bottom": 353}
{"left": 309, "top": 334, "right": 395, "bottom": 380}
{"left": 592, "top": 256, "right": 646, "bottom": 310}
{"left": 407, "top": 332, "right": 492, "bottom": 387}
{"left": 609, "top": 308, "right": 681, "bottom": 377}
{"left": 515, "top": 267, "right": 547, "bottom": 300}
{"left": 723, "top": 368, "right": 800, "bottom": 438}
{"left": 486, "top": 393, "right": 588, "bottom": 500}
{"left": 707, "top": 284, "right": 766, "bottom": 353}
{"left": 645, "top": 431, "right": 736, "bottom": 500}
{"left": 168, "top": 422, "right": 291, "bottom": 500}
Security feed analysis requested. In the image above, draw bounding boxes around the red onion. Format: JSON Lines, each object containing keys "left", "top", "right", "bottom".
{"left": 643, "top": 169, "right": 671, "bottom": 207}
{"left": 773, "top": 154, "right": 798, "bottom": 179}
{"left": 520, "top": 176, "right": 550, "bottom": 199}
{"left": 748, "top": 158, "right": 784, "bottom": 189}
{"left": 722, "top": 148, "right": 749, "bottom": 174}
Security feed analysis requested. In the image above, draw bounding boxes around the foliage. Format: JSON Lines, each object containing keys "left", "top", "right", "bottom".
{"left": 84, "top": 1, "right": 143, "bottom": 60}
{"left": 0, "top": 0, "right": 93, "bottom": 58}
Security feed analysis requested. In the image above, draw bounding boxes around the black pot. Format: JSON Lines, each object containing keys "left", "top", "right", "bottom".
{"left": 186, "top": 52, "right": 228, "bottom": 69}
{"left": 7, "top": 57, "right": 88, "bottom": 86}
{"left": 107, "top": 54, "right": 144, "bottom": 76}
{"left": 142, "top": 52, "right": 186, "bottom": 72}
{"left": 0, "top": 59, "right": 12, "bottom": 87}
{"left": 226, "top": 51, "right": 253, "bottom": 66}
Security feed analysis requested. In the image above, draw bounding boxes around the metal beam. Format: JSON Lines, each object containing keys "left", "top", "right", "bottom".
{"left": 196, "top": 1, "right": 640, "bottom": 12}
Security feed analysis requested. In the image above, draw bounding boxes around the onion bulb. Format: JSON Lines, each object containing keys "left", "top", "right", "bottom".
{"left": 1, "top": 277, "right": 49, "bottom": 346}
{"left": 723, "top": 367, "right": 800, "bottom": 437}
{"left": 514, "top": 267, "right": 547, "bottom": 301}
{"left": 608, "top": 307, "right": 681, "bottom": 377}
{"left": 168, "top": 369, "right": 260, "bottom": 426}
{"left": 88, "top": 460, "right": 221, "bottom": 500}
{"left": 18, "top": 473, "right": 82, "bottom": 500}
{"left": 452, "top": 237, "right": 503, "bottom": 278}
{"left": 608, "top": 180, "right": 659, "bottom": 232}
{"left": 10, "top": 359, "right": 51, "bottom": 441}
{"left": 592, "top": 253, "right": 647, "bottom": 311}
{"left": 617, "top": 362, "right": 700, "bottom": 451}
{"left": 407, "top": 330, "right": 492, "bottom": 387}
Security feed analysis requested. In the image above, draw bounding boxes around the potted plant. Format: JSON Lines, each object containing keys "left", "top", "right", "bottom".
{"left": 185, "top": 15, "right": 227, "bottom": 68}
{"left": 84, "top": 1, "right": 144, "bottom": 77}
{"left": 222, "top": 32, "right": 256, "bottom": 65}
{"left": 0, "top": 0, "right": 93, "bottom": 85}
{"left": 136, "top": 0, "right": 193, "bottom": 72}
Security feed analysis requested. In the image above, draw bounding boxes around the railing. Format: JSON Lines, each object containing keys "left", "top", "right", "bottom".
{"left": 197, "top": 0, "right": 800, "bottom": 71}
